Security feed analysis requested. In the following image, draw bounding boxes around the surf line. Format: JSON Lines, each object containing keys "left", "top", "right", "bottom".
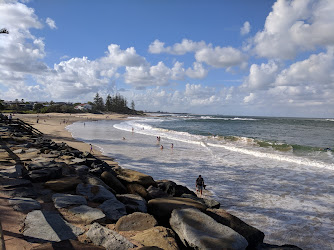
{"left": 207, "top": 143, "right": 333, "bottom": 169}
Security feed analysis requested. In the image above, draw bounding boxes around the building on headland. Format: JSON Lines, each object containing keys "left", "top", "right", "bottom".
{"left": 74, "top": 103, "right": 92, "bottom": 111}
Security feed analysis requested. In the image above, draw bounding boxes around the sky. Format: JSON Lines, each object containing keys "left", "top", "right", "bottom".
{"left": 1, "top": 0, "right": 334, "bottom": 118}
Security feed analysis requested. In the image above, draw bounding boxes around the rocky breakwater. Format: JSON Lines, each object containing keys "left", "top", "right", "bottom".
{"left": 0, "top": 118, "right": 302, "bottom": 250}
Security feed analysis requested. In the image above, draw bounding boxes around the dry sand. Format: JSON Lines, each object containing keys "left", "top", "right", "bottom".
{"left": 14, "top": 113, "right": 129, "bottom": 166}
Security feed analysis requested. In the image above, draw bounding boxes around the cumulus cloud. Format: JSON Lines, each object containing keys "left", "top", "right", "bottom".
{"left": 185, "top": 62, "right": 208, "bottom": 79}
{"left": 195, "top": 46, "right": 246, "bottom": 68}
{"left": 148, "top": 39, "right": 207, "bottom": 55}
{"left": 240, "top": 21, "right": 251, "bottom": 35}
{"left": 253, "top": 0, "right": 334, "bottom": 59}
{"left": 46, "top": 17, "right": 57, "bottom": 29}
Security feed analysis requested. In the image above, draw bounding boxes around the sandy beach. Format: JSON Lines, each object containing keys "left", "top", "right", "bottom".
{"left": 14, "top": 113, "right": 129, "bottom": 166}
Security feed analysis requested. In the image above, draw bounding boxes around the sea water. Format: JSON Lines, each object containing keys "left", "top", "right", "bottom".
{"left": 67, "top": 115, "right": 334, "bottom": 249}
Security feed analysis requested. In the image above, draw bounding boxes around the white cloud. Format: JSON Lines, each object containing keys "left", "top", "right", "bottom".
{"left": 185, "top": 62, "right": 208, "bottom": 79}
{"left": 195, "top": 46, "right": 246, "bottom": 68}
{"left": 253, "top": 0, "right": 334, "bottom": 59}
{"left": 103, "top": 44, "right": 147, "bottom": 67}
{"left": 46, "top": 17, "right": 57, "bottom": 29}
{"left": 148, "top": 39, "right": 206, "bottom": 55}
{"left": 240, "top": 21, "right": 251, "bottom": 35}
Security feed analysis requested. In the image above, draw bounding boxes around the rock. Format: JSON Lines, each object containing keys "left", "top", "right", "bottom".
{"left": 157, "top": 180, "right": 196, "bottom": 197}
{"left": 181, "top": 194, "right": 220, "bottom": 209}
{"left": 27, "top": 167, "right": 63, "bottom": 183}
{"left": 99, "top": 198, "right": 127, "bottom": 222}
{"left": 0, "top": 187, "right": 37, "bottom": 198}
{"left": 206, "top": 208, "right": 265, "bottom": 249}
{"left": 52, "top": 193, "right": 87, "bottom": 209}
{"left": 147, "top": 197, "right": 206, "bottom": 225}
{"left": 70, "top": 158, "right": 86, "bottom": 164}
{"left": 131, "top": 226, "right": 179, "bottom": 250}
{"left": 115, "top": 212, "right": 157, "bottom": 232}
{"left": 8, "top": 197, "right": 41, "bottom": 212}
{"left": 170, "top": 208, "right": 248, "bottom": 250}
{"left": 116, "top": 194, "right": 147, "bottom": 213}
{"left": 73, "top": 165, "right": 89, "bottom": 176}
{"left": 76, "top": 183, "right": 116, "bottom": 203}
{"left": 31, "top": 239, "right": 105, "bottom": 250}
{"left": 26, "top": 161, "right": 56, "bottom": 170}
{"left": 82, "top": 174, "right": 116, "bottom": 194}
{"left": 257, "top": 243, "right": 303, "bottom": 249}
{"left": 127, "top": 183, "right": 150, "bottom": 200}
{"left": 44, "top": 177, "right": 81, "bottom": 192}
{"left": 86, "top": 222, "right": 135, "bottom": 250}
{"left": 0, "top": 164, "right": 24, "bottom": 178}
{"left": 101, "top": 171, "right": 127, "bottom": 194}
{"left": 147, "top": 185, "right": 169, "bottom": 199}
{"left": 0, "top": 177, "right": 32, "bottom": 189}
{"left": 68, "top": 205, "right": 105, "bottom": 224}
{"left": 23, "top": 210, "right": 84, "bottom": 242}
{"left": 115, "top": 168, "right": 156, "bottom": 188}
{"left": 13, "top": 148, "right": 25, "bottom": 154}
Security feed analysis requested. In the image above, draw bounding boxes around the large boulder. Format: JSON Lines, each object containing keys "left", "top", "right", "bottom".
{"left": 127, "top": 183, "right": 150, "bottom": 200}
{"left": 52, "top": 193, "right": 87, "bottom": 209}
{"left": 31, "top": 239, "right": 105, "bottom": 250}
{"left": 147, "top": 197, "right": 206, "bottom": 225}
{"left": 131, "top": 226, "right": 179, "bottom": 250}
{"left": 147, "top": 185, "right": 169, "bottom": 199}
{"left": 101, "top": 171, "right": 127, "bottom": 194}
{"left": 8, "top": 197, "right": 41, "bottom": 212}
{"left": 86, "top": 222, "right": 135, "bottom": 250}
{"left": 206, "top": 208, "right": 265, "bottom": 249}
{"left": 26, "top": 167, "right": 63, "bottom": 183}
{"left": 170, "top": 208, "right": 248, "bottom": 250}
{"left": 157, "top": 180, "right": 196, "bottom": 197}
{"left": 82, "top": 174, "right": 116, "bottom": 194}
{"left": 181, "top": 194, "right": 220, "bottom": 209}
{"left": 44, "top": 177, "right": 81, "bottom": 192}
{"left": 116, "top": 194, "right": 147, "bottom": 213}
{"left": 76, "top": 183, "right": 115, "bottom": 203}
{"left": 115, "top": 168, "right": 156, "bottom": 188}
{"left": 23, "top": 210, "right": 84, "bottom": 242}
{"left": 115, "top": 212, "right": 157, "bottom": 232}
{"left": 99, "top": 198, "right": 127, "bottom": 222}
{"left": 68, "top": 205, "right": 106, "bottom": 224}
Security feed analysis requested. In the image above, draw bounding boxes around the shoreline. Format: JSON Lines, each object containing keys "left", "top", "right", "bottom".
{"left": 14, "top": 113, "right": 129, "bottom": 166}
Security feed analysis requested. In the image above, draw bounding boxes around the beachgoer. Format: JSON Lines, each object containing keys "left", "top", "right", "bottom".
{"left": 132, "top": 127, "right": 134, "bottom": 132}
{"left": 171, "top": 143, "right": 174, "bottom": 149}
{"left": 160, "top": 145, "right": 164, "bottom": 150}
{"left": 84, "top": 122, "right": 85, "bottom": 126}
{"left": 196, "top": 175, "right": 205, "bottom": 196}
{"left": 89, "top": 144, "right": 94, "bottom": 154}
{"left": 8, "top": 114, "right": 12, "bottom": 124}
{"left": 123, "top": 137, "right": 126, "bottom": 140}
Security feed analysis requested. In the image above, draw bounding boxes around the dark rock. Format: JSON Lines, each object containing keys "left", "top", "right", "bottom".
{"left": 99, "top": 198, "right": 127, "bottom": 222}
{"left": 44, "top": 177, "right": 81, "bottom": 192}
{"left": 0, "top": 177, "right": 32, "bottom": 189}
{"left": 257, "top": 243, "right": 303, "bottom": 249}
{"left": 116, "top": 194, "right": 147, "bottom": 213}
{"left": 157, "top": 180, "right": 196, "bottom": 197}
{"left": 147, "top": 197, "right": 207, "bottom": 226}
{"left": 76, "top": 183, "right": 116, "bottom": 203}
{"left": 27, "top": 167, "right": 63, "bottom": 183}
{"left": 101, "top": 171, "right": 127, "bottom": 194}
{"left": 0, "top": 187, "right": 37, "bottom": 198}
{"left": 86, "top": 222, "right": 135, "bottom": 249}
{"left": 206, "top": 208, "right": 265, "bottom": 249}
{"left": 127, "top": 183, "right": 150, "bottom": 200}
{"left": 147, "top": 185, "right": 169, "bottom": 199}
{"left": 170, "top": 208, "right": 248, "bottom": 250}
{"left": 82, "top": 174, "right": 116, "bottom": 194}
{"left": 115, "top": 212, "right": 157, "bottom": 232}
{"left": 8, "top": 197, "right": 41, "bottom": 212}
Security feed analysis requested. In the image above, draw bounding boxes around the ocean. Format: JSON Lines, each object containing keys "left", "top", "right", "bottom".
{"left": 67, "top": 114, "right": 334, "bottom": 250}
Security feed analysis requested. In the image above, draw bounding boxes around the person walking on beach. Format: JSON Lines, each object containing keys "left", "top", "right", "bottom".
{"left": 196, "top": 175, "right": 205, "bottom": 196}
{"left": 89, "top": 144, "right": 94, "bottom": 154}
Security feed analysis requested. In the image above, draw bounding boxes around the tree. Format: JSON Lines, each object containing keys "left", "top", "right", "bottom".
{"left": 0, "top": 100, "right": 4, "bottom": 111}
{"left": 105, "top": 94, "right": 112, "bottom": 111}
{"left": 131, "top": 100, "right": 135, "bottom": 110}
{"left": 93, "top": 93, "right": 104, "bottom": 111}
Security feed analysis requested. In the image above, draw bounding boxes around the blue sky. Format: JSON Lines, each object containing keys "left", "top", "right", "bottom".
{"left": 1, "top": 0, "right": 334, "bottom": 118}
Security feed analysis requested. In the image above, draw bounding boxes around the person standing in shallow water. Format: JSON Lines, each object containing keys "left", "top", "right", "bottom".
{"left": 196, "top": 175, "right": 204, "bottom": 196}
